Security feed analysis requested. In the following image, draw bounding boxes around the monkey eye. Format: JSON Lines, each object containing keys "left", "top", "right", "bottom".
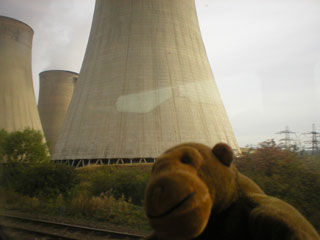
{"left": 181, "top": 154, "right": 192, "bottom": 164}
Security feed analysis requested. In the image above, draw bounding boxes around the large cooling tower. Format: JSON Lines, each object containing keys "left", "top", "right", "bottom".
{"left": 53, "top": 0, "right": 240, "bottom": 165}
{"left": 38, "top": 70, "right": 78, "bottom": 154}
{"left": 0, "top": 16, "right": 44, "bottom": 133}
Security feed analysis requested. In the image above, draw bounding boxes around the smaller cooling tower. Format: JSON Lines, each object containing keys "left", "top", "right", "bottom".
{"left": 0, "top": 16, "right": 44, "bottom": 133}
{"left": 38, "top": 70, "right": 78, "bottom": 154}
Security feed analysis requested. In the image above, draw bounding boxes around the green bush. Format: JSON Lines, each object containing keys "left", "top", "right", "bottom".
{"left": 300, "top": 154, "right": 320, "bottom": 173}
{"left": 77, "top": 165, "right": 151, "bottom": 205}
{"left": 235, "top": 140, "right": 320, "bottom": 231}
{"left": 0, "top": 162, "right": 27, "bottom": 190}
{"left": 0, "top": 128, "right": 49, "bottom": 163}
{"left": 0, "top": 129, "right": 8, "bottom": 160}
{"left": 1, "top": 162, "right": 78, "bottom": 199}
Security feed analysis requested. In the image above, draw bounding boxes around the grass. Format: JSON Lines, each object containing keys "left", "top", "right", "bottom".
{"left": 0, "top": 163, "right": 153, "bottom": 232}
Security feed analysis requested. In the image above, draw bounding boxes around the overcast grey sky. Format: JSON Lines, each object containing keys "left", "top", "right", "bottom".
{"left": 1, "top": 0, "right": 320, "bottom": 147}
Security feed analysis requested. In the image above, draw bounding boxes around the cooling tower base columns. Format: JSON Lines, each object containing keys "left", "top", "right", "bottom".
{"left": 54, "top": 158, "right": 155, "bottom": 167}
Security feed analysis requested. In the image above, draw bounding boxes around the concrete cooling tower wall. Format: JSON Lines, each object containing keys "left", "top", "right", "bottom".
{"left": 0, "top": 16, "right": 44, "bottom": 134}
{"left": 53, "top": 0, "right": 240, "bottom": 166}
{"left": 38, "top": 70, "right": 78, "bottom": 154}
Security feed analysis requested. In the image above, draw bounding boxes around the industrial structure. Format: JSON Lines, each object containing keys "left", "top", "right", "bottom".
{"left": 304, "top": 124, "right": 320, "bottom": 155}
{"left": 38, "top": 70, "right": 78, "bottom": 154}
{"left": 276, "top": 126, "right": 296, "bottom": 150}
{"left": 0, "top": 16, "right": 44, "bottom": 133}
{"left": 53, "top": 0, "right": 240, "bottom": 166}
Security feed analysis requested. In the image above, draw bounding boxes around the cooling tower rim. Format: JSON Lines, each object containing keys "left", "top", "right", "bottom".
{"left": 39, "top": 70, "right": 79, "bottom": 77}
{"left": 0, "top": 15, "right": 34, "bottom": 34}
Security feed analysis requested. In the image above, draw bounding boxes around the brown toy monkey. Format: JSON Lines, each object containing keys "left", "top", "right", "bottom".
{"left": 144, "top": 143, "right": 320, "bottom": 240}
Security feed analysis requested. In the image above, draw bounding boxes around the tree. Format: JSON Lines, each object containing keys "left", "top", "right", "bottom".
{"left": 0, "top": 129, "right": 77, "bottom": 199}
{"left": 0, "top": 129, "right": 8, "bottom": 161}
{"left": 235, "top": 140, "right": 320, "bottom": 231}
{"left": 14, "top": 162, "right": 78, "bottom": 198}
{"left": 0, "top": 128, "right": 49, "bottom": 163}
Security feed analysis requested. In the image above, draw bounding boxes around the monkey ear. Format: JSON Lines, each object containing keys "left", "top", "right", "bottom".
{"left": 212, "top": 143, "right": 233, "bottom": 167}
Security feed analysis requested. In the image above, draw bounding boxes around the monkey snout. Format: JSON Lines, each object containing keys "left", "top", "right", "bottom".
{"left": 145, "top": 172, "right": 200, "bottom": 218}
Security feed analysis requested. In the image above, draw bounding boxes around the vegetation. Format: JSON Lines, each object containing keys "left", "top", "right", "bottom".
{"left": 0, "top": 129, "right": 75, "bottom": 199}
{"left": 0, "top": 162, "right": 78, "bottom": 199}
{"left": 235, "top": 139, "right": 320, "bottom": 231}
{"left": 76, "top": 165, "right": 151, "bottom": 206}
{"left": 0, "top": 128, "right": 49, "bottom": 163}
{"left": 0, "top": 164, "right": 151, "bottom": 231}
{"left": 0, "top": 129, "right": 8, "bottom": 160}
{"left": 0, "top": 131, "right": 319, "bottom": 232}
